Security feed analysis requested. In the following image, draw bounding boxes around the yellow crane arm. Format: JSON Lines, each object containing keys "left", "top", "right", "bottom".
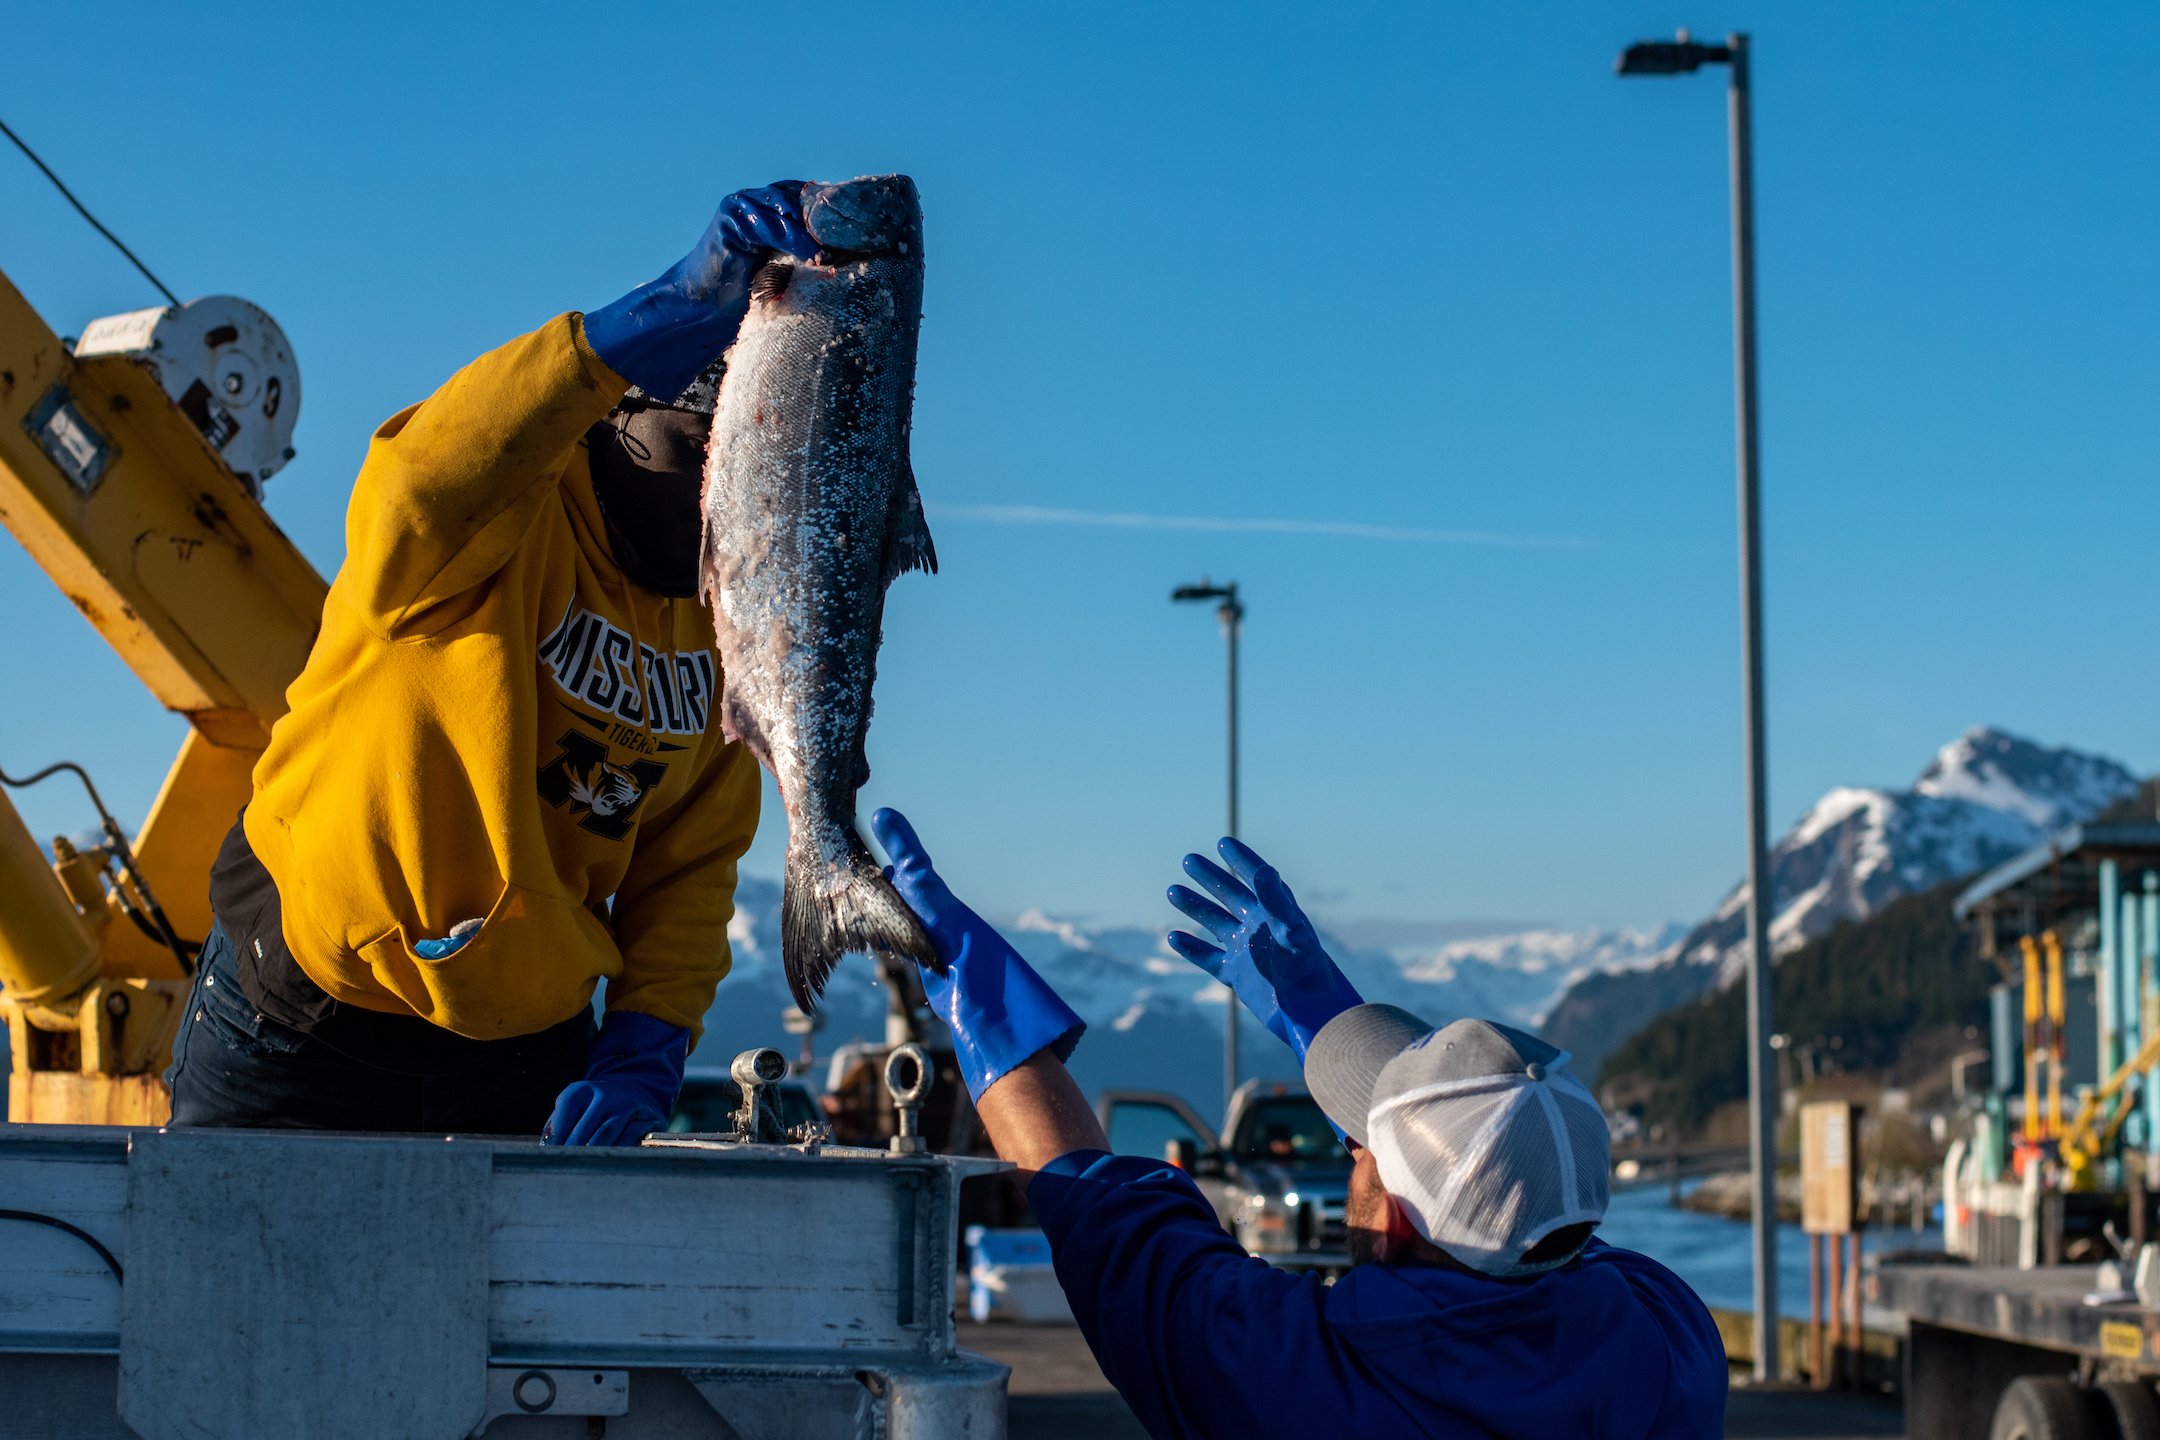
{"left": 1, "top": 263, "right": 327, "bottom": 1118}
{"left": 0, "top": 269, "right": 325, "bottom": 743}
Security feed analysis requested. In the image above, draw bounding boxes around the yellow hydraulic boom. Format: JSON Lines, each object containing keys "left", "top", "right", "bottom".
{"left": 0, "top": 265, "right": 325, "bottom": 1122}
{"left": 2062, "top": 1023, "right": 2160, "bottom": 1191}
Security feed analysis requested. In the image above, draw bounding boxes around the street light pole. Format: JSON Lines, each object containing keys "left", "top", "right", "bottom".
{"left": 1174, "top": 579, "right": 1246, "bottom": 1114}
{"left": 1617, "top": 27, "right": 1778, "bottom": 1382}
{"left": 1726, "top": 34, "right": 1781, "bottom": 1392}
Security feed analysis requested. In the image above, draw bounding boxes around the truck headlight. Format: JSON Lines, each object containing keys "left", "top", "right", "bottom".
{"left": 1239, "top": 1194, "right": 1300, "bottom": 1254}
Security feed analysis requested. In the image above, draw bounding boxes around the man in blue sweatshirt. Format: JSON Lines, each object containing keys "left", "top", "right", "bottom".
{"left": 870, "top": 808, "right": 1727, "bottom": 1439}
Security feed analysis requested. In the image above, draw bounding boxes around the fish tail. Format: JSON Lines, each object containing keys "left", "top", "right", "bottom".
{"left": 782, "top": 826, "right": 940, "bottom": 1015}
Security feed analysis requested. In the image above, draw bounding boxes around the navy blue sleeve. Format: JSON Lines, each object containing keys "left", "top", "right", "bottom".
{"left": 1028, "top": 1150, "right": 1377, "bottom": 1440}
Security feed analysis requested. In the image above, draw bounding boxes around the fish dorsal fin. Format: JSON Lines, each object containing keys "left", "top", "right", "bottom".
{"left": 882, "top": 465, "right": 938, "bottom": 583}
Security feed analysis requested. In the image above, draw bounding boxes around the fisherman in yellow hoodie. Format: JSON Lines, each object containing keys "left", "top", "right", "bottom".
{"left": 164, "top": 183, "right": 821, "bottom": 1144}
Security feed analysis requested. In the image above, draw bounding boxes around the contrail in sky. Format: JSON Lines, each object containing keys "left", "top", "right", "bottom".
{"left": 931, "top": 503, "right": 1590, "bottom": 551}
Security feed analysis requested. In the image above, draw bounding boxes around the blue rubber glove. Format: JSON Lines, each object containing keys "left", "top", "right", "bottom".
{"left": 582, "top": 182, "right": 821, "bottom": 403}
{"left": 871, "top": 808, "right": 1084, "bottom": 1103}
{"left": 1167, "top": 838, "right": 1364, "bottom": 1064}
{"left": 543, "top": 1009, "right": 690, "bottom": 1146}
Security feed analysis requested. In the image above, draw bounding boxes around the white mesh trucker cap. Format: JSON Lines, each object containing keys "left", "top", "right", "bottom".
{"left": 1305, "top": 1006, "right": 1610, "bottom": 1276}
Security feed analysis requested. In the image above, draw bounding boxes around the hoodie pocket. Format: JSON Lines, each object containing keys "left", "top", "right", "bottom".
{"left": 358, "top": 883, "right": 598, "bottom": 1040}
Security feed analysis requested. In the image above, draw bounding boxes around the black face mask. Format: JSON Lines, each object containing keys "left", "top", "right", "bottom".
{"left": 585, "top": 402, "right": 709, "bottom": 599}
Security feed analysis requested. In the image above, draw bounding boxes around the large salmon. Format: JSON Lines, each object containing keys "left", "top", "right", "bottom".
{"left": 700, "top": 174, "right": 939, "bottom": 1013}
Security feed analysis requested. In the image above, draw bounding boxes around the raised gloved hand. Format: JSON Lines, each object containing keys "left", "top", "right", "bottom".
{"left": 1167, "top": 838, "right": 1363, "bottom": 1063}
{"left": 582, "top": 182, "right": 821, "bottom": 403}
{"left": 543, "top": 1009, "right": 690, "bottom": 1146}
{"left": 871, "top": 808, "right": 1083, "bottom": 1103}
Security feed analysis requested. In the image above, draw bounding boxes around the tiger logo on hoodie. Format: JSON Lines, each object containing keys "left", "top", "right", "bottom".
{"left": 538, "top": 730, "right": 667, "bottom": 840}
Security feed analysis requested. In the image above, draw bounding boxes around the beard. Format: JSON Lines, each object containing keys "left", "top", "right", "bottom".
{"left": 1344, "top": 1160, "right": 1395, "bottom": 1268}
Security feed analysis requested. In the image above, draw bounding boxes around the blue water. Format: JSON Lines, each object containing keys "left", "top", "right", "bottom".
{"left": 1596, "top": 1183, "right": 1944, "bottom": 1319}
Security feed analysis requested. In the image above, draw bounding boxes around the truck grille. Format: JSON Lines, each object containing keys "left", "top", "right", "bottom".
{"left": 1299, "top": 1196, "right": 1348, "bottom": 1250}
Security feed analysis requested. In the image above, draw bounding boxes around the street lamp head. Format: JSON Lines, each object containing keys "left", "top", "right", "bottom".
{"left": 1615, "top": 34, "right": 1733, "bottom": 76}
{"left": 1172, "top": 581, "right": 1237, "bottom": 604}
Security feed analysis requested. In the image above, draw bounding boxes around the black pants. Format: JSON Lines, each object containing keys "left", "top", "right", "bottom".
{"left": 165, "top": 923, "right": 593, "bottom": 1134}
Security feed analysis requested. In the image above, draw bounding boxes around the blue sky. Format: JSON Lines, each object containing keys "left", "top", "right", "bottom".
{"left": 2, "top": 3, "right": 2154, "bottom": 938}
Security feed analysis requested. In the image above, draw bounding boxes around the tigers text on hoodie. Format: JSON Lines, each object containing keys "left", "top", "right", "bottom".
{"left": 1029, "top": 1151, "right": 1727, "bottom": 1440}
{"left": 242, "top": 314, "right": 758, "bottom": 1041}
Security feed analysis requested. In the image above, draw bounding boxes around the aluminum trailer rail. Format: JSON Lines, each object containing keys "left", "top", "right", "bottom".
{"left": 1, "top": 1124, "right": 1009, "bottom": 1439}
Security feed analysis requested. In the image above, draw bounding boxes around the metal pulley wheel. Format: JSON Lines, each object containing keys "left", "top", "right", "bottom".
{"left": 74, "top": 295, "right": 300, "bottom": 492}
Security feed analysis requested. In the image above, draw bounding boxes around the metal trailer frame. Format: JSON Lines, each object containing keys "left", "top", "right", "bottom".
{"left": 1, "top": 1124, "right": 1010, "bottom": 1439}
{"left": 1876, "top": 1262, "right": 2160, "bottom": 1439}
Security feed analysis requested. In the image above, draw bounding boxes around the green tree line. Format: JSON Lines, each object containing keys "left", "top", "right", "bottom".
{"left": 1599, "top": 883, "right": 1984, "bottom": 1131}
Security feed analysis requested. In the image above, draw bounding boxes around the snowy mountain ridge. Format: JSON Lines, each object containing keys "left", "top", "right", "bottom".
{"left": 1671, "top": 726, "right": 2137, "bottom": 982}
{"left": 1543, "top": 726, "right": 2139, "bottom": 1079}
{"left": 1913, "top": 727, "right": 2135, "bottom": 828}
{"left": 707, "top": 876, "right": 1679, "bottom": 1110}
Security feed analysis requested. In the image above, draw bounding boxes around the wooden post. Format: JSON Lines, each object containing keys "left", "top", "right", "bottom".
{"left": 1827, "top": 1232, "right": 1844, "bottom": 1385}
{"left": 1846, "top": 1231, "right": 1862, "bottom": 1388}
{"left": 1809, "top": 1233, "right": 1824, "bottom": 1387}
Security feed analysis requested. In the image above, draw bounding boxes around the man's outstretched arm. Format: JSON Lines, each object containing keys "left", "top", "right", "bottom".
{"left": 872, "top": 809, "right": 1368, "bottom": 1440}
{"left": 971, "top": 1050, "right": 1109, "bottom": 1179}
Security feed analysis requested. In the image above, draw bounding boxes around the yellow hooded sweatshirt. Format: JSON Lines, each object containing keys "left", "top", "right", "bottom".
{"left": 243, "top": 314, "right": 758, "bottom": 1041}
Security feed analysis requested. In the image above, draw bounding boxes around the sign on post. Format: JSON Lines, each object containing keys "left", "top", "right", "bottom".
{"left": 1802, "top": 1099, "right": 1864, "bottom": 1389}
{"left": 1802, "top": 1101, "right": 1859, "bottom": 1234}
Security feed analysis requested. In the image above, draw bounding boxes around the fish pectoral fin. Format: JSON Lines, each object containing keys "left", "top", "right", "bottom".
{"left": 882, "top": 466, "right": 939, "bottom": 582}
{"left": 718, "top": 684, "right": 771, "bottom": 770}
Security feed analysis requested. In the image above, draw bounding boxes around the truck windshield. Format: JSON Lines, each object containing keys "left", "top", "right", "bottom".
{"left": 1230, "top": 1096, "right": 1345, "bottom": 1162}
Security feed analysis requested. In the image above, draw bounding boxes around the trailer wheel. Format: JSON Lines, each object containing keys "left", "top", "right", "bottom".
{"left": 1990, "top": 1376, "right": 2104, "bottom": 1440}
{"left": 2095, "top": 1380, "right": 2160, "bottom": 1440}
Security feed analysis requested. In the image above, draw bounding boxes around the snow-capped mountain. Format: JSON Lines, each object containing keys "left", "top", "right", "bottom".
{"left": 1667, "top": 727, "right": 2135, "bottom": 981}
{"left": 1379, "top": 925, "right": 1688, "bottom": 1030}
{"left": 1542, "top": 727, "right": 2139, "bottom": 1080}
{"left": 694, "top": 878, "right": 1678, "bottom": 1115}
{"left": 1913, "top": 728, "right": 2137, "bottom": 829}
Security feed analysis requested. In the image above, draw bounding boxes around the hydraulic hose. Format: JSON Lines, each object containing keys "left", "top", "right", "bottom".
{"left": 0, "top": 761, "right": 198, "bottom": 977}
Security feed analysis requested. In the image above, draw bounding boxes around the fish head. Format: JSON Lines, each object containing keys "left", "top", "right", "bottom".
{"left": 801, "top": 175, "right": 922, "bottom": 259}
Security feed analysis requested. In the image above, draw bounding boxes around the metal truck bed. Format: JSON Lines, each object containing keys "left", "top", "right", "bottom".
{"left": 1, "top": 1124, "right": 1010, "bottom": 1439}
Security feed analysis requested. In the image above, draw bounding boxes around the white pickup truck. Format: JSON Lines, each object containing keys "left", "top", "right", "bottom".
{"left": 1097, "top": 1080, "right": 1353, "bottom": 1273}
